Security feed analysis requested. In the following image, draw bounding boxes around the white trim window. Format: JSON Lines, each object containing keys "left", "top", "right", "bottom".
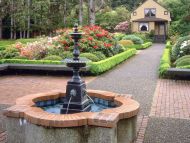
{"left": 139, "top": 22, "right": 149, "bottom": 31}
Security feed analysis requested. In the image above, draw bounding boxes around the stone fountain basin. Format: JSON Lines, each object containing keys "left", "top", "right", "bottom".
{"left": 3, "top": 90, "right": 140, "bottom": 143}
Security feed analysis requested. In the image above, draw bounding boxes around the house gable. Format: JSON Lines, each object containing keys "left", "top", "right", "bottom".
{"left": 131, "top": 0, "right": 171, "bottom": 22}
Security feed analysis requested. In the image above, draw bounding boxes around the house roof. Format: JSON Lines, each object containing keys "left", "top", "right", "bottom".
{"left": 132, "top": 0, "right": 170, "bottom": 12}
{"left": 133, "top": 17, "right": 168, "bottom": 22}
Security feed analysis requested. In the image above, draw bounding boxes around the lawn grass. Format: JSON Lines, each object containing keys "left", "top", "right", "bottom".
{"left": 0, "top": 38, "right": 37, "bottom": 50}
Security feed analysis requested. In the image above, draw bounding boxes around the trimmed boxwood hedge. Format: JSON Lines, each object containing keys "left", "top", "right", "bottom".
{"left": 126, "top": 42, "right": 152, "bottom": 50}
{"left": 0, "top": 49, "right": 137, "bottom": 74}
{"left": 0, "top": 59, "right": 63, "bottom": 65}
{"left": 159, "top": 48, "right": 171, "bottom": 76}
{"left": 90, "top": 49, "right": 137, "bottom": 75}
{"left": 141, "top": 42, "right": 153, "bottom": 49}
{"left": 166, "top": 41, "right": 172, "bottom": 49}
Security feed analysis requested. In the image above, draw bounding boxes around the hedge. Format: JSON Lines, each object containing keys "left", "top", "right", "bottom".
{"left": 159, "top": 48, "right": 171, "bottom": 76}
{"left": 0, "top": 59, "right": 63, "bottom": 65}
{"left": 141, "top": 42, "right": 153, "bottom": 49}
{"left": 177, "top": 65, "right": 190, "bottom": 69}
{"left": 166, "top": 41, "right": 172, "bottom": 49}
{"left": 127, "top": 44, "right": 142, "bottom": 50}
{"left": 127, "top": 42, "right": 152, "bottom": 50}
{"left": 90, "top": 48, "right": 137, "bottom": 75}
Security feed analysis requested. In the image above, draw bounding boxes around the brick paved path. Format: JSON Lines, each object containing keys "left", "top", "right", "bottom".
{"left": 150, "top": 79, "right": 190, "bottom": 119}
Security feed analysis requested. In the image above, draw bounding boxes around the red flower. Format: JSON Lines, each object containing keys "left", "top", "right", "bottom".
{"left": 93, "top": 46, "right": 98, "bottom": 49}
{"left": 104, "top": 43, "right": 112, "bottom": 48}
{"left": 88, "top": 37, "right": 93, "bottom": 41}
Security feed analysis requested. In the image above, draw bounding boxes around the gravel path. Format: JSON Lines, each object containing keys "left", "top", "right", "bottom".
{"left": 87, "top": 44, "right": 165, "bottom": 115}
{"left": 144, "top": 117, "right": 190, "bottom": 143}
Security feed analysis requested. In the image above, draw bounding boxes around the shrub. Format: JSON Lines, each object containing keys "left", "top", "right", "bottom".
{"left": 80, "top": 53, "right": 100, "bottom": 62}
{"left": 159, "top": 48, "right": 171, "bottom": 76}
{"left": 166, "top": 41, "right": 172, "bottom": 49}
{"left": 90, "top": 49, "right": 136, "bottom": 75}
{"left": 0, "top": 47, "right": 20, "bottom": 59}
{"left": 12, "top": 56, "right": 29, "bottom": 60}
{"left": 0, "top": 59, "right": 63, "bottom": 65}
{"left": 174, "top": 55, "right": 190, "bottom": 65}
{"left": 20, "top": 40, "right": 48, "bottom": 60}
{"left": 93, "top": 51, "right": 106, "bottom": 60}
{"left": 43, "top": 55, "right": 62, "bottom": 61}
{"left": 175, "top": 56, "right": 190, "bottom": 67}
{"left": 114, "top": 21, "right": 129, "bottom": 32}
{"left": 177, "top": 65, "right": 190, "bottom": 69}
{"left": 134, "top": 33, "right": 153, "bottom": 43}
{"left": 127, "top": 44, "right": 142, "bottom": 50}
{"left": 62, "top": 51, "right": 73, "bottom": 59}
{"left": 122, "top": 35, "right": 144, "bottom": 44}
{"left": 114, "top": 33, "right": 125, "bottom": 41}
{"left": 142, "top": 42, "right": 153, "bottom": 49}
{"left": 171, "top": 35, "right": 190, "bottom": 61}
{"left": 118, "top": 40, "right": 134, "bottom": 47}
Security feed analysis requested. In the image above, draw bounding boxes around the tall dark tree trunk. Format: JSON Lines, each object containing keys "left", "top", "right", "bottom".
{"left": 79, "top": 0, "right": 83, "bottom": 26}
{"left": 0, "top": 18, "right": 2, "bottom": 39}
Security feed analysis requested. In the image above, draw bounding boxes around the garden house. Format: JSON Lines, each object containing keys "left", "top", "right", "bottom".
{"left": 130, "top": 0, "right": 171, "bottom": 43}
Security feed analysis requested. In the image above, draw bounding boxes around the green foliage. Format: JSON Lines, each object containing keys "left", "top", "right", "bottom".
{"left": 12, "top": 56, "right": 29, "bottom": 60}
{"left": 43, "top": 55, "right": 63, "bottom": 61}
{"left": 96, "top": 6, "right": 130, "bottom": 31}
{"left": 166, "top": 41, "right": 172, "bottom": 49}
{"left": 175, "top": 56, "right": 190, "bottom": 67}
{"left": 16, "top": 39, "right": 38, "bottom": 44}
{"left": 177, "top": 65, "right": 190, "bottom": 69}
{"left": 118, "top": 40, "right": 134, "bottom": 47}
{"left": 0, "top": 47, "right": 20, "bottom": 59}
{"left": 122, "top": 35, "right": 144, "bottom": 44}
{"left": 162, "top": 0, "right": 190, "bottom": 36}
{"left": 90, "top": 49, "right": 137, "bottom": 75}
{"left": 133, "top": 33, "right": 153, "bottom": 43}
{"left": 80, "top": 53, "right": 100, "bottom": 62}
{"left": 114, "top": 33, "right": 126, "bottom": 41}
{"left": 62, "top": 51, "right": 73, "bottom": 59}
{"left": 0, "top": 59, "right": 63, "bottom": 65}
{"left": 127, "top": 44, "right": 142, "bottom": 50}
{"left": 174, "top": 55, "right": 190, "bottom": 65}
{"left": 92, "top": 52, "right": 106, "bottom": 60}
{"left": 142, "top": 42, "right": 153, "bottom": 49}
{"left": 159, "top": 48, "right": 171, "bottom": 77}
{"left": 171, "top": 35, "right": 190, "bottom": 61}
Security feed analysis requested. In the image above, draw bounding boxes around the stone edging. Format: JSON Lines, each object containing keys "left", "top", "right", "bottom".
{"left": 3, "top": 90, "right": 139, "bottom": 128}
{"left": 166, "top": 68, "right": 190, "bottom": 78}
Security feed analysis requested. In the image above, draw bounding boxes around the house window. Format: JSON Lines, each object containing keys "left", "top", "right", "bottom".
{"left": 139, "top": 23, "right": 149, "bottom": 31}
{"left": 133, "top": 12, "right": 137, "bottom": 16}
{"left": 145, "top": 8, "right": 156, "bottom": 17}
{"left": 164, "top": 11, "right": 168, "bottom": 15}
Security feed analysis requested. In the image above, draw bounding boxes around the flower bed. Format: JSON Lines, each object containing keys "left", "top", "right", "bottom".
{"left": 159, "top": 37, "right": 190, "bottom": 78}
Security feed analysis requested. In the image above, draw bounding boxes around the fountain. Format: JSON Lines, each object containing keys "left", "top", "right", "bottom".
{"left": 61, "top": 24, "right": 91, "bottom": 114}
{"left": 3, "top": 25, "right": 140, "bottom": 143}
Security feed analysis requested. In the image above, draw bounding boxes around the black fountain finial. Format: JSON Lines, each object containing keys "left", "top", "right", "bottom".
{"left": 61, "top": 24, "right": 91, "bottom": 114}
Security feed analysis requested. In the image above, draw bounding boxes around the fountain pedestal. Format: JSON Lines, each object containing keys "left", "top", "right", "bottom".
{"left": 61, "top": 24, "right": 91, "bottom": 114}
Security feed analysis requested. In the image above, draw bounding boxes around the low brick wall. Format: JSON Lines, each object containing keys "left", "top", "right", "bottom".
{"left": 3, "top": 90, "right": 139, "bottom": 143}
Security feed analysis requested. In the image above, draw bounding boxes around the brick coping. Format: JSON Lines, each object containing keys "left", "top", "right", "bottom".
{"left": 3, "top": 90, "right": 140, "bottom": 128}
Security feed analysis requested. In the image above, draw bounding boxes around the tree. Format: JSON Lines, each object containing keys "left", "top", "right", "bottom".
{"left": 0, "top": 0, "right": 10, "bottom": 39}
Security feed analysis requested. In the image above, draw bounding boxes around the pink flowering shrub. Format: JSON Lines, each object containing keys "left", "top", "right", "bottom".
{"left": 114, "top": 21, "right": 129, "bottom": 32}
